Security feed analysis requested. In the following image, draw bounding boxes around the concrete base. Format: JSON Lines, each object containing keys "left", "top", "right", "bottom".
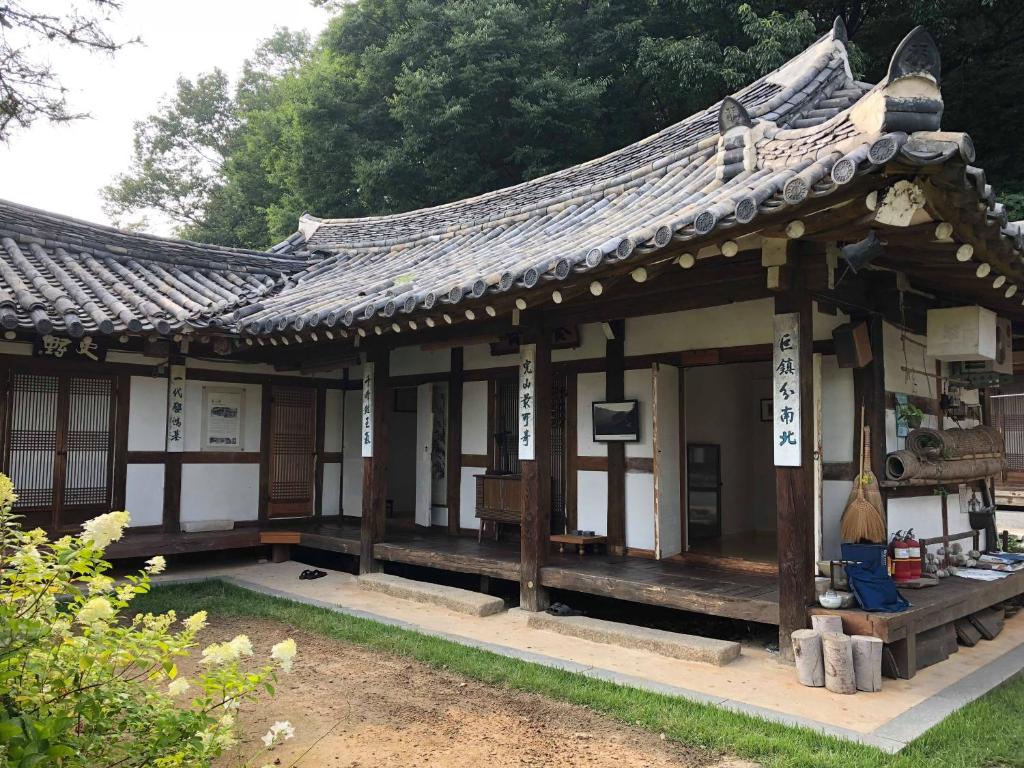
{"left": 358, "top": 573, "right": 506, "bottom": 617}
{"left": 526, "top": 611, "right": 741, "bottom": 666}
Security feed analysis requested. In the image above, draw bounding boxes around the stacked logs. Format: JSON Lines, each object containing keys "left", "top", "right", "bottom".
{"left": 792, "top": 616, "right": 883, "bottom": 694}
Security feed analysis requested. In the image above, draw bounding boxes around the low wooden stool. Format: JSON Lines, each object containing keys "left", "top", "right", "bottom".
{"left": 551, "top": 533, "right": 607, "bottom": 556}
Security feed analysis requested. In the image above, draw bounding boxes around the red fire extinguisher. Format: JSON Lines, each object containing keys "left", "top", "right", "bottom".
{"left": 892, "top": 530, "right": 915, "bottom": 583}
{"left": 905, "top": 528, "right": 922, "bottom": 580}
{"left": 887, "top": 530, "right": 901, "bottom": 578}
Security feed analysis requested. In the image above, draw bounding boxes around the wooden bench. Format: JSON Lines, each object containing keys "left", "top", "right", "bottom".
{"left": 810, "top": 569, "right": 1024, "bottom": 678}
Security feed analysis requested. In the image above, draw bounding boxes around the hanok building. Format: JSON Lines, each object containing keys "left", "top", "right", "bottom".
{"left": 2, "top": 22, "right": 1022, "bottom": 675}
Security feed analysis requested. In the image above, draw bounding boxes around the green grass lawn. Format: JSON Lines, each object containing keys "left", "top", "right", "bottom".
{"left": 135, "top": 580, "right": 1024, "bottom": 768}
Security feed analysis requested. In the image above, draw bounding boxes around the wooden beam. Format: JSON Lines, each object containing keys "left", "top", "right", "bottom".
{"left": 565, "top": 372, "right": 578, "bottom": 534}
{"left": 162, "top": 455, "right": 182, "bottom": 534}
{"left": 314, "top": 383, "right": 326, "bottom": 517}
{"left": 111, "top": 373, "right": 130, "bottom": 510}
{"left": 520, "top": 327, "right": 552, "bottom": 611}
{"left": 258, "top": 386, "right": 271, "bottom": 521}
{"left": 360, "top": 348, "right": 390, "bottom": 573}
{"left": 447, "top": 347, "right": 464, "bottom": 535}
{"left": 606, "top": 319, "right": 626, "bottom": 554}
{"left": 774, "top": 255, "right": 816, "bottom": 662}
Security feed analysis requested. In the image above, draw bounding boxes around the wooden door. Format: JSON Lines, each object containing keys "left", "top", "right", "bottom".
{"left": 267, "top": 386, "right": 317, "bottom": 518}
{"left": 652, "top": 363, "right": 682, "bottom": 559}
{"left": 4, "top": 371, "right": 116, "bottom": 531}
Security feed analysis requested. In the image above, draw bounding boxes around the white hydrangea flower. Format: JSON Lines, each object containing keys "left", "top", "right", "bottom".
{"left": 200, "top": 642, "right": 238, "bottom": 665}
{"left": 167, "top": 677, "right": 190, "bottom": 696}
{"left": 115, "top": 585, "right": 136, "bottom": 602}
{"left": 77, "top": 597, "right": 114, "bottom": 625}
{"left": 271, "top": 638, "right": 297, "bottom": 672}
{"left": 80, "top": 511, "right": 130, "bottom": 548}
{"left": 228, "top": 634, "right": 253, "bottom": 657}
{"left": 145, "top": 555, "right": 166, "bottom": 575}
{"left": 261, "top": 720, "right": 295, "bottom": 749}
{"left": 87, "top": 575, "right": 114, "bottom": 594}
{"left": 184, "top": 610, "right": 208, "bottom": 633}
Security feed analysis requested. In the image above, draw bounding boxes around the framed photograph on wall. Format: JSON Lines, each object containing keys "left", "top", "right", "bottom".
{"left": 592, "top": 400, "right": 640, "bottom": 442}
{"left": 201, "top": 386, "right": 245, "bottom": 451}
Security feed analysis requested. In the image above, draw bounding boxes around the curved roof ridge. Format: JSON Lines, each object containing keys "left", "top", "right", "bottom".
{"left": 296, "top": 24, "right": 852, "bottom": 252}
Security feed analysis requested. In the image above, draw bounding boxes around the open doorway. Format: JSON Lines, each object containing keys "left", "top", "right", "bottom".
{"left": 386, "top": 383, "right": 448, "bottom": 530}
{"left": 684, "top": 361, "right": 777, "bottom": 567}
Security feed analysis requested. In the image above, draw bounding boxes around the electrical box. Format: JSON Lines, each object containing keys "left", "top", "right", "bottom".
{"left": 926, "top": 306, "right": 998, "bottom": 361}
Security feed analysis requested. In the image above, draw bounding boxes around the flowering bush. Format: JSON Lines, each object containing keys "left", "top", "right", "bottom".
{"left": 0, "top": 474, "right": 296, "bottom": 767}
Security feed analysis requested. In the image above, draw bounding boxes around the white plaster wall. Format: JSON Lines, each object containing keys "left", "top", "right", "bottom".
{"left": 183, "top": 381, "right": 262, "bottom": 452}
{"left": 431, "top": 505, "right": 448, "bottom": 527}
{"left": 625, "top": 299, "right": 847, "bottom": 358}
{"left": 125, "top": 464, "right": 164, "bottom": 527}
{"left": 887, "top": 495, "right": 970, "bottom": 545}
{"left": 820, "top": 355, "right": 855, "bottom": 463}
{"left": 884, "top": 323, "right": 937, "bottom": 398}
{"left": 321, "top": 462, "right": 342, "bottom": 516}
{"left": 342, "top": 389, "right": 362, "bottom": 516}
{"left": 324, "top": 389, "right": 345, "bottom": 453}
{"left": 461, "top": 380, "right": 489, "bottom": 455}
{"left": 128, "top": 376, "right": 168, "bottom": 451}
{"left": 625, "top": 471, "right": 655, "bottom": 550}
{"left": 390, "top": 345, "right": 450, "bottom": 377}
{"left": 180, "top": 464, "right": 259, "bottom": 523}
{"left": 552, "top": 322, "right": 605, "bottom": 362}
{"left": 464, "top": 342, "right": 518, "bottom": 371}
{"left": 577, "top": 372, "right": 607, "bottom": 457}
{"left": 624, "top": 368, "right": 653, "bottom": 459}
{"left": 576, "top": 470, "right": 608, "bottom": 535}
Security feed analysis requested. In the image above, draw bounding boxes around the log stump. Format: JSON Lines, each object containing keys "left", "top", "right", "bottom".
{"left": 821, "top": 631, "right": 856, "bottom": 694}
{"left": 851, "top": 635, "right": 883, "bottom": 692}
{"left": 791, "top": 629, "right": 824, "bottom": 687}
{"left": 811, "top": 615, "right": 844, "bottom": 634}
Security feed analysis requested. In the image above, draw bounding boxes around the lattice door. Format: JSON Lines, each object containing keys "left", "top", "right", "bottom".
{"left": 4, "top": 372, "right": 115, "bottom": 530}
{"left": 267, "top": 386, "right": 316, "bottom": 518}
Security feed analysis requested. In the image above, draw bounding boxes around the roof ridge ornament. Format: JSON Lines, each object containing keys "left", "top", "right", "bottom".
{"left": 831, "top": 16, "right": 848, "bottom": 45}
{"left": 887, "top": 26, "right": 941, "bottom": 85}
{"left": 718, "top": 97, "right": 753, "bottom": 134}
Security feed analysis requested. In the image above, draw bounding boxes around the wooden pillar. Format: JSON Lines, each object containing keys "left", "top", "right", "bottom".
{"left": 360, "top": 348, "right": 389, "bottom": 574}
{"left": 520, "top": 328, "right": 552, "bottom": 611}
{"left": 314, "top": 383, "right": 327, "bottom": 517}
{"left": 605, "top": 319, "right": 626, "bottom": 554}
{"left": 447, "top": 347, "right": 464, "bottom": 535}
{"left": 774, "top": 264, "right": 815, "bottom": 662}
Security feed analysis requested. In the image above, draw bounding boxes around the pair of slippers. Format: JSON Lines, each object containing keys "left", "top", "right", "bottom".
{"left": 546, "top": 602, "right": 583, "bottom": 617}
{"left": 299, "top": 569, "right": 327, "bottom": 580}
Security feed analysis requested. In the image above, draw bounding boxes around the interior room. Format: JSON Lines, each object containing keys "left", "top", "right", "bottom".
{"left": 685, "top": 361, "right": 777, "bottom": 566}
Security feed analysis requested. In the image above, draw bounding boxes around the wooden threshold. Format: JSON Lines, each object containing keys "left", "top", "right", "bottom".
{"left": 675, "top": 551, "right": 778, "bottom": 576}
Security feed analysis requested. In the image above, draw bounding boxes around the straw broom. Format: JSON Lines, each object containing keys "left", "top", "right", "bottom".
{"left": 841, "top": 407, "right": 887, "bottom": 543}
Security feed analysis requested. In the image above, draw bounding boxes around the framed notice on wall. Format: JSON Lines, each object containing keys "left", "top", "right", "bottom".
{"left": 201, "top": 387, "right": 245, "bottom": 451}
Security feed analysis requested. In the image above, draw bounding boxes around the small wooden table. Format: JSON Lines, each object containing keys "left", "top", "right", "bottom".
{"left": 551, "top": 533, "right": 607, "bottom": 556}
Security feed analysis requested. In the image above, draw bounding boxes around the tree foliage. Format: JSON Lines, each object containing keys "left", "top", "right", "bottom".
{"left": 0, "top": 1, "right": 136, "bottom": 141}
{"left": 103, "top": 0, "right": 1024, "bottom": 247}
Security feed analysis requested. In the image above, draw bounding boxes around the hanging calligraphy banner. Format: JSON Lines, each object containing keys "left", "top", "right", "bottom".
{"left": 361, "top": 362, "right": 375, "bottom": 458}
{"left": 166, "top": 364, "right": 186, "bottom": 453}
{"left": 772, "top": 313, "right": 801, "bottom": 466}
{"left": 518, "top": 343, "right": 536, "bottom": 460}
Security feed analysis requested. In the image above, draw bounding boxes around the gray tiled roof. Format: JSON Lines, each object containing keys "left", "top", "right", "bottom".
{"left": 0, "top": 199, "right": 299, "bottom": 335}
{"left": 2, "top": 22, "right": 1022, "bottom": 343}
{"left": 234, "top": 22, "right": 1022, "bottom": 337}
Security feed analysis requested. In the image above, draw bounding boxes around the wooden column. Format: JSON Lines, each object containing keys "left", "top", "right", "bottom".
{"left": 447, "top": 347, "right": 464, "bottom": 535}
{"left": 605, "top": 319, "right": 626, "bottom": 554}
{"left": 111, "top": 373, "right": 130, "bottom": 511}
{"left": 520, "top": 328, "right": 552, "bottom": 611}
{"left": 313, "top": 383, "right": 327, "bottom": 517}
{"left": 360, "top": 348, "right": 390, "bottom": 574}
{"left": 852, "top": 313, "right": 887, "bottom": 483}
{"left": 774, "top": 264, "right": 815, "bottom": 662}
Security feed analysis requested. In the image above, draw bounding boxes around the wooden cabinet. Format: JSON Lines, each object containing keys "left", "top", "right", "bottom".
{"left": 474, "top": 473, "right": 522, "bottom": 539}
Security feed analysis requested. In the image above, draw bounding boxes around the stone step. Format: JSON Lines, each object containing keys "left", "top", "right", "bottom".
{"left": 357, "top": 573, "right": 506, "bottom": 617}
{"left": 526, "top": 612, "right": 740, "bottom": 666}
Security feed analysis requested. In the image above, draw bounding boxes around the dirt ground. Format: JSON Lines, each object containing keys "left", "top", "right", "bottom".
{"left": 191, "top": 616, "right": 726, "bottom": 768}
